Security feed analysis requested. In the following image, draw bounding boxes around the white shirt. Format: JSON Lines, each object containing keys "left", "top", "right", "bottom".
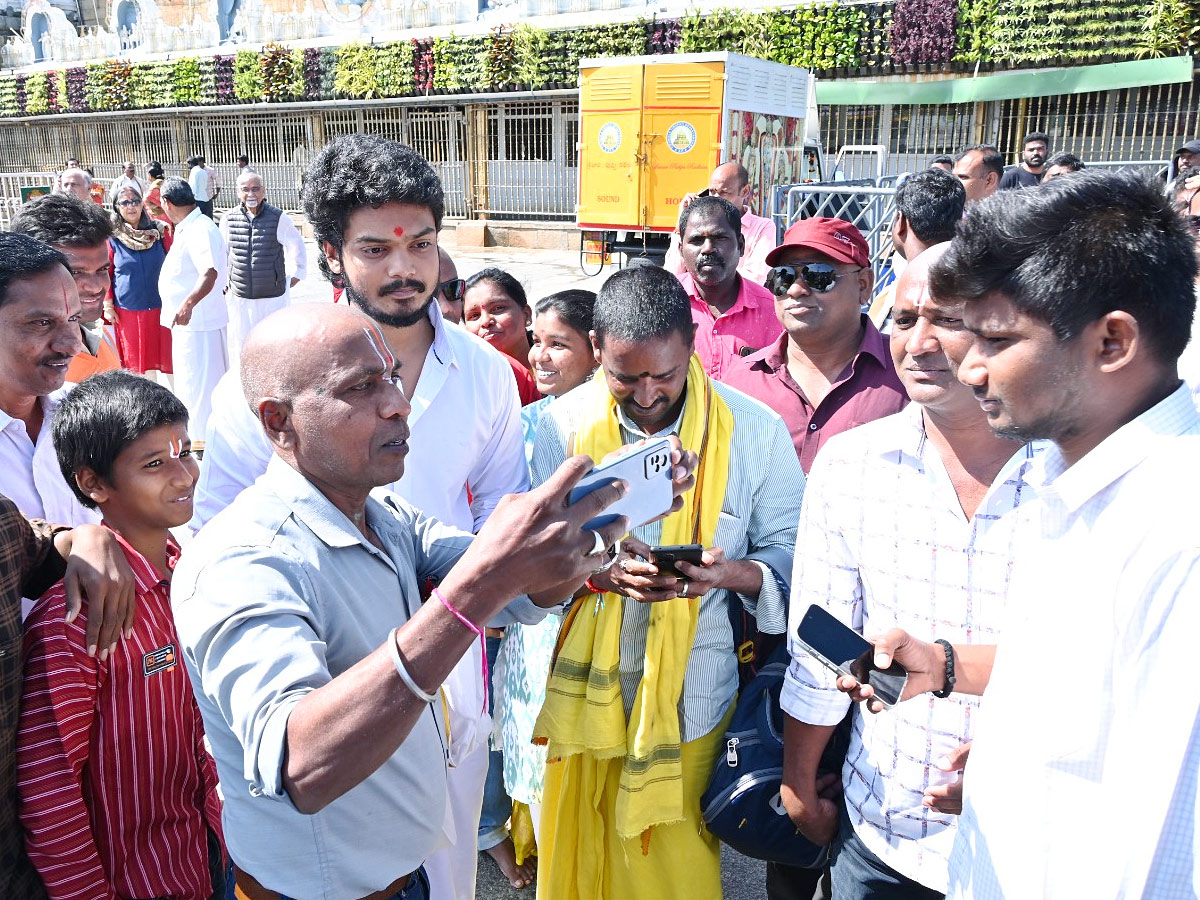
{"left": 187, "top": 166, "right": 211, "bottom": 202}
{"left": 159, "top": 207, "right": 229, "bottom": 332}
{"left": 948, "top": 383, "right": 1200, "bottom": 899}
{"left": 106, "top": 174, "right": 147, "bottom": 203}
{"left": 218, "top": 205, "right": 308, "bottom": 300}
{"left": 780, "top": 404, "right": 1039, "bottom": 891}
{"left": 0, "top": 387, "right": 100, "bottom": 527}
{"left": 193, "top": 301, "right": 529, "bottom": 532}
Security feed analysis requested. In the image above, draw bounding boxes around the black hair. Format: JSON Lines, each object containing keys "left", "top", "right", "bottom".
{"left": 197, "top": 156, "right": 206, "bottom": 166}
{"left": 929, "top": 169, "right": 1197, "bottom": 363}
{"left": 11, "top": 193, "right": 113, "bottom": 248}
{"left": 0, "top": 233, "right": 69, "bottom": 309}
{"left": 895, "top": 169, "right": 966, "bottom": 245}
{"left": 1022, "top": 132, "right": 1050, "bottom": 150}
{"left": 147, "top": 161, "right": 164, "bottom": 179}
{"left": 465, "top": 267, "right": 529, "bottom": 310}
{"left": 534, "top": 289, "right": 596, "bottom": 338}
{"left": 185, "top": 155, "right": 199, "bottom": 167}
{"left": 1045, "top": 152, "right": 1084, "bottom": 173}
{"left": 52, "top": 370, "right": 190, "bottom": 509}
{"left": 955, "top": 145, "right": 1004, "bottom": 179}
{"left": 302, "top": 134, "right": 444, "bottom": 286}
{"left": 237, "top": 154, "right": 249, "bottom": 165}
{"left": 160, "top": 177, "right": 195, "bottom": 207}
{"left": 930, "top": 155, "right": 954, "bottom": 168}
{"left": 678, "top": 194, "right": 742, "bottom": 238}
{"left": 593, "top": 266, "right": 693, "bottom": 348}
{"left": 110, "top": 184, "right": 153, "bottom": 229}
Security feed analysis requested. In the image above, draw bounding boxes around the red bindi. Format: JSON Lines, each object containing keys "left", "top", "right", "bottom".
{"left": 393, "top": 227, "right": 404, "bottom": 237}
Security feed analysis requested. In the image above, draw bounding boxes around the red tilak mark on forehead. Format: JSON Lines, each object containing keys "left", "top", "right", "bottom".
{"left": 62, "top": 283, "right": 69, "bottom": 316}
{"left": 393, "top": 227, "right": 404, "bottom": 237}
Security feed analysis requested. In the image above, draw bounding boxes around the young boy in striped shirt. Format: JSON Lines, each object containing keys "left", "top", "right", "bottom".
{"left": 16, "top": 370, "right": 224, "bottom": 900}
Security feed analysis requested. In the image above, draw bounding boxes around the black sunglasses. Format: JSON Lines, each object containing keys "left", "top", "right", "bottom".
{"left": 438, "top": 278, "right": 466, "bottom": 303}
{"left": 766, "top": 263, "right": 864, "bottom": 296}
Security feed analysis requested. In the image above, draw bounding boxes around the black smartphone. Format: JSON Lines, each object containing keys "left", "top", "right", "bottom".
{"left": 794, "top": 604, "right": 908, "bottom": 709}
{"left": 650, "top": 544, "right": 705, "bottom": 578}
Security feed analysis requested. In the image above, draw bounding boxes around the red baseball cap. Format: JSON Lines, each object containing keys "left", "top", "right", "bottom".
{"left": 765, "top": 217, "right": 870, "bottom": 269}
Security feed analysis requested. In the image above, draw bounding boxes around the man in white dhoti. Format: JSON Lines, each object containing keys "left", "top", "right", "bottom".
{"left": 159, "top": 178, "right": 229, "bottom": 453}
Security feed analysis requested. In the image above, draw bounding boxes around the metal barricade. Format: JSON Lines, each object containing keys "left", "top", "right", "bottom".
{"left": 0, "top": 171, "right": 58, "bottom": 229}
{"left": 776, "top": 180, "right": 900, "bottom": 292}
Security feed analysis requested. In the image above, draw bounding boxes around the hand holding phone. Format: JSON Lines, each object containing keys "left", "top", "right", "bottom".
{"left": 568, "top": 438, "right": 674, "bottom": 533}
{"left": 795, "top": 604, "right": 908, "bottom": 709}
{"left": 649, "top": 544, "right": 705, "bottom": 578}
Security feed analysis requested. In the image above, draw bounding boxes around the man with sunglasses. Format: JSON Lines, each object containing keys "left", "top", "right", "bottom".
{"left": 435, "top": 246, "right": 465, "bottom": 324}
{"left": 675, "top": 195, "right": 783, "bottom": 380}
{"left": 724, "top": 217, "right": 906, "bottom": 473}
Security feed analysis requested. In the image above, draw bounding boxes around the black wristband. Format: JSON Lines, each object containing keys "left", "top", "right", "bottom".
{"left": 931, "top": 638, "right": 956, "bottom": 698}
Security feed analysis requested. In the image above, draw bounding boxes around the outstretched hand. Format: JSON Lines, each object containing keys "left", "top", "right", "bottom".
{"left": 835, "top": 628, "right": 944, "bottom": 713}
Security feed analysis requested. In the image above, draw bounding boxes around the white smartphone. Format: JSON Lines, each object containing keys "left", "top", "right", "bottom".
{"left": 567, "top": 437, "right": 674, "bottom": 533}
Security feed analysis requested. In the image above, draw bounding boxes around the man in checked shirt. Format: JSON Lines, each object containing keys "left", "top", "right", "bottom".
{"left": 780, "top": 244, "right": 1041, "bottom": 899}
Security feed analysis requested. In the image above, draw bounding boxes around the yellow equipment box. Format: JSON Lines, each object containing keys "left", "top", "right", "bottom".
{"left": 577, "top": 51, "right": 820, "bottom": 237}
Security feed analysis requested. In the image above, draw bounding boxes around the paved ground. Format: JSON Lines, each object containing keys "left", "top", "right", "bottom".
{"left": 295, "top": 239, "right": 771, "bottom": 898}
{"left": 477, "top": 842, "right": 767, "bottom": 899}
{"left": 289, "top": 240, "right": 619, "bottom": 306}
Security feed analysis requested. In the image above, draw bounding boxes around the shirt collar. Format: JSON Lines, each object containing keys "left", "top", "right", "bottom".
{"left": 79, "top": 321, "right": 102, "bottom": 356}
{"left": 750, "top": 315, "right": 892, "bottom": 376}
{"left": 1030, "top": 381, "right": 1199, "bottom": 515}
{"left": 263, "top": 455, "right": 390, "bottom": 557}
{"left": 426, "top": 297, "right": 455, "bottom": 369}
{"left": 678, "top": 272, "right": 770, "bottom": 316}
{"left": 0, "top": 388, "right": 66, "bottom": 435}
{"left": 179, "top": 207, "right": 204, "bottom": 230}
{"left": 613, "top": 393, "right": 686, "bottom": 440}
{"left": 102, "top": 524, "right": 181, "bottom": 588}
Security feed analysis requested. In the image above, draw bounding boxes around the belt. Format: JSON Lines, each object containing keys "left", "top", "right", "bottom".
{"left": 233, "top": 866, "right": 413, "bottom": 900}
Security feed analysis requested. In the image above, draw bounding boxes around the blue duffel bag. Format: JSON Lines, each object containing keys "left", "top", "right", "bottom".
{"left": 700, "top": 644, "right": 848, "bottom": 867}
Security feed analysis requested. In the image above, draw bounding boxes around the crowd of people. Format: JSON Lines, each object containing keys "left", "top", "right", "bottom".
{"left": 0, "top": 128, "right": 1197, "bottom": 900}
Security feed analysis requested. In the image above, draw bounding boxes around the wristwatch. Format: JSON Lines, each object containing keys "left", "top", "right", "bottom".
{"left": 931, "top": 638, "right": 956, "bottom": 698}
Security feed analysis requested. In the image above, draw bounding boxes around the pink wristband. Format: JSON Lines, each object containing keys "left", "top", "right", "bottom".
{"left": 433, "top": 587, "right": 488, "bottom": 714}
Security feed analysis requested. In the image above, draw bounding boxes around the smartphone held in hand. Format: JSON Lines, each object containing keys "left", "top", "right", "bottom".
{"left": 568, "top": 437, "right": 674, "bottom": 533}
{"left": 795, "top": 604, "right": 908, "bottom": 709}
{"left": 649, "top": 544, "right": 705, "bottom": 577}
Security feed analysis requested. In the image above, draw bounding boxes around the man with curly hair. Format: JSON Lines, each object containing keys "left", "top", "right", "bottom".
{"left": 193, "top": 134, "right": 530, "bottom": 900}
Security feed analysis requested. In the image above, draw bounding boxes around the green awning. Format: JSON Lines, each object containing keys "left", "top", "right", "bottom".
{"left": 816, "top": 55, "right": 1194, "bottom": 105}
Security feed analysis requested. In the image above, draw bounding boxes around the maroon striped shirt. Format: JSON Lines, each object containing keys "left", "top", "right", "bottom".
{"left": 16, "top": 532, "right": 223, "bottom": 900}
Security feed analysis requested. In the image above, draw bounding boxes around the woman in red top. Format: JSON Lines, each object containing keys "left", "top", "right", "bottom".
{"left": 463, "top": 267, "right": 540, "bottom": 406}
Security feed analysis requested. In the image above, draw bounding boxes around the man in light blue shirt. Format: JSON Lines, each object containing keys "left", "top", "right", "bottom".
{"left": 172, "top": 303, "right": 673, "bottom": 900}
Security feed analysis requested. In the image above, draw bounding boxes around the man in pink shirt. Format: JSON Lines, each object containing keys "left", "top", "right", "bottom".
{"left": 675, "top": 195, "right": 783, "bottom": 380}
{"left": 724, "top": 217, "right": 906, "bottom": 472}
{"left": 664, "top": 161, "right": 778, "bottom": 286}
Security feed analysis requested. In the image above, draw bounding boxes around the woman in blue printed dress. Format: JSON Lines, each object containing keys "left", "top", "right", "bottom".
{"left": 493, "top": 289, "right": 598, "bottom": 851}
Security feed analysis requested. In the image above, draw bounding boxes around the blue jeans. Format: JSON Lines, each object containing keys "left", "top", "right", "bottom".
{"left": 477, "top": 634, "right": 511, "bottom": 852}
{"left": 830, "top": 813, "right": 943, "bottom": 900}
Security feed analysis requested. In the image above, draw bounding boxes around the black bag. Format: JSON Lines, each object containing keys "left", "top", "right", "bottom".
{"left": 700, "top": 643, "right": 849, "bottom": 866}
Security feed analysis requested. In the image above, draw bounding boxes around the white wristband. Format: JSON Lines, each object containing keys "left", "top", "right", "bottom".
{"left": 389, "top": 627, "right": 436, "bottom": 703}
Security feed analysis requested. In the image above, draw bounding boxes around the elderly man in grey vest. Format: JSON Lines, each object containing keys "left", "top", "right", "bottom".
{"left": 220, "top": 169, "right": 307, "bottom": 371}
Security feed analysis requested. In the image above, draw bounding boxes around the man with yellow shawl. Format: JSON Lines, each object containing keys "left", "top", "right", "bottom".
{"left": 531, "top": 266, "right": 805, "bottom": 899}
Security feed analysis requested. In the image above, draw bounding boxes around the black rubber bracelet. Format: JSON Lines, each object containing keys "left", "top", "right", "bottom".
{"left": 932, "top": 638, "right": 956, "bottom": 698}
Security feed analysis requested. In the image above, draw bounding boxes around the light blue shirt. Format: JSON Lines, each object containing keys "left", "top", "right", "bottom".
{"left": 173, "top": 456, "right": 545, "bottom": 900}
{"left": 531, "top": 378, "right": 804, "bottom": 741}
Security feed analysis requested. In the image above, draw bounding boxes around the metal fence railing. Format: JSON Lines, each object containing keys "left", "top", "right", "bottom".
{"left": 0, "top": 95, "right": 579, "bottom": 222}
{"left": 774, "top": 180, "right": 900, "bottom": 294}
{"left": 0, "top": 171, "right": 58, "bottom": 229}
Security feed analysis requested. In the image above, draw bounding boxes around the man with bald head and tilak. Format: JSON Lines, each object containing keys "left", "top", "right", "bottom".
{"left": 219, "top": 168, "right": 308, "bottom": 372}
{"left": 780, "top": 245, "right": 1042, "bottom": 900}
{"left": 664, "top": 160, "right": 779, "bottom": 286}
{"left": 171, "top": 301, "right": 697, "bottom": 900}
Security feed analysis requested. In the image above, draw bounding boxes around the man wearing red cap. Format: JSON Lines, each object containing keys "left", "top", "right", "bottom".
{"left": 675, "top": 195, "right": 783, "bottom": 380}
{"left": 724, "top": 217, "right": 906, "bottom": 474}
